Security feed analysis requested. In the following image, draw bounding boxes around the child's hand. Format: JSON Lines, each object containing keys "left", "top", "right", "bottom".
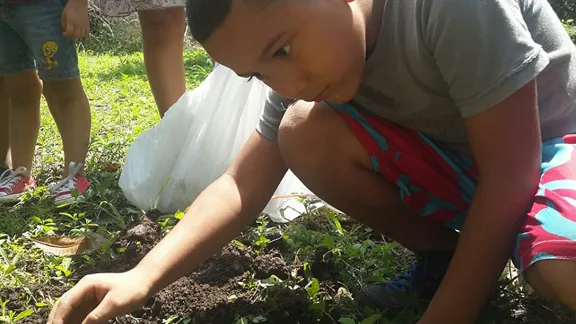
{"left": 61, "top": 0, "right": 89, "bottom": 39}
{"left": 47, "top": 269, "right": 152, "bottom": 324}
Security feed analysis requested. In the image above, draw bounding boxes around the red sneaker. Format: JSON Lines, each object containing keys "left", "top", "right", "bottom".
{"left": 0, "top": 167, "right": 36, "bottom": 204}
{"left": 50, "top": 162, "right": 91, "bottom": 205}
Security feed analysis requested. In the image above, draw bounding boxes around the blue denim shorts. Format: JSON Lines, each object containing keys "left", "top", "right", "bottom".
{"left": 0, "top": 0, "right": 79, "bottom": 81}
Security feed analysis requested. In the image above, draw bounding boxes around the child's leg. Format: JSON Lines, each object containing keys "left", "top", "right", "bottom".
{"left": 0, "top": 77, "right": 11, "bottom": 170}
{"left": 138, "top": 7, "right": 186, "bottom": 117}
{"left": 277, "top": 101, "right": 459, "bottom": 253}
{"left": 511, "top": 135, "right": 576, "bottom": 310}
{"left": 0, "top": 14, "right": 42, "bottom": 175}
{"left": 14, "top": 0, "right": 91, "bottom": 203}
{"left": 0, "top": 12, "right": 42, "bottom": 202}
{"left": 4, "top": 70, "right": 42, "bottom": 174}
{"left": 280, "top": 101, "right": 576, "bottom": 312}
{"left": 525, "top": 261, "right": 576, "bottom": 308}
{"left": 277, "top": 100, "right": 478, "bottom": 310}
{"left": 42, "top": 79, "right": 91, "bottom": 176}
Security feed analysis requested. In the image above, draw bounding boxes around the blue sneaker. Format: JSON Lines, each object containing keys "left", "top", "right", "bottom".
{"left": 358, "top": 251, "right": 453, "bottom": 309}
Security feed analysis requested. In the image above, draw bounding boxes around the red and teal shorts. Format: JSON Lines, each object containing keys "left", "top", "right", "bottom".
{"left": 330, "top": 102, "right": 576, "bottom": 272}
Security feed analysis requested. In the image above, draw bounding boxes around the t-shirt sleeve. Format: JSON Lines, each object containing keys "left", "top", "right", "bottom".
{"left": 425, "top": 0, "right": 550, "bottom": 117}
{"left": 256, "top": 88, "right": 293, "bottom": 141}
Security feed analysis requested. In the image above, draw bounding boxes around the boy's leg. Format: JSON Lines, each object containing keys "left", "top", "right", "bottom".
{"left": 513, "top": 135, "right": 576, "bottom": 310}
{"left": 525, "top": 260, "right": 576, "bottom": 309}
{"left": 278, "top": 98, "right": 463, "bottom": 309}
{"left": 138, "top": 7, "right": 186, "bottom": 117}
{"left": 278, "top": 100, "right": 493, "bottom": 309}
{"left": 0, "top": 77, "right": 11, "bottom": 170}
{"left": 278, "top": 100, "right": 460, "bottom": 253}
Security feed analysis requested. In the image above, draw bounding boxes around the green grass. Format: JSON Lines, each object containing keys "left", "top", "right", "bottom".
{"left": 0, "top": 49, "right": 574, "bottom": 324}
{"left": 0, "top": 50, "right": 212, "bottom": 322}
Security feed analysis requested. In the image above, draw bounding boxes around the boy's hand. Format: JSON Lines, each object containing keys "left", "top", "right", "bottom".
{"left": 47, "top": 130, "right": 287, "bottom": 323}
{"left": 47, "top": 269, "right": 152, "bottom": 324}
{"left": 61, "top": 0, "right": 89, "bottom": 39}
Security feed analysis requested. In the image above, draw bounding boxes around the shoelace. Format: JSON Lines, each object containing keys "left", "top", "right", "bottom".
{"left": 50, "top": 162, "right": 84, "bottom": 195}
{"left": 0, "top": 167, "right": 28, "bottom": 191}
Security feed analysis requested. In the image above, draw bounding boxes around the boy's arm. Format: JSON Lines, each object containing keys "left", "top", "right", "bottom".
{"left": 419, "top": 80, "right": 541, "bottom": 324}
{"left": 138, "top": 130, "right": 288, "bottom": 294}
{"left": 48, "top": 130, "right": 287, "bottom": 323}
{"left": 419, "top": 0, "right": 552, "bottom": 320}
{"left": 61, "top": 0, "right": 89, "bottom": 39}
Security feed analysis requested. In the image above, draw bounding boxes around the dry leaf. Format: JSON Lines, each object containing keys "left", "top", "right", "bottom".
{"left": 97, "top": 162, "right": 121, "bottom": 172}
{"left": 31, "top": 233, "right": 106, "bottom": 256}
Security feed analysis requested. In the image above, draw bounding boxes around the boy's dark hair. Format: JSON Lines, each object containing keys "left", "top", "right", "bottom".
{"left": 186, "top": 0, "right": 275, "bottom": 43}
{"left": 186, "top": 0, "right": 233, "bottom": 43}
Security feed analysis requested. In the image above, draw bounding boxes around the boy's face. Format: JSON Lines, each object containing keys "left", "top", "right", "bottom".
{"left": 203, "top": 0, "right": 367, "bottom": 103}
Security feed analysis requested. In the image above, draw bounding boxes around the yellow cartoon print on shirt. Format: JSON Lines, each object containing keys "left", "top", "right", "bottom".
{"left": 42, "top": 41, "right": 59, "bottom": 71}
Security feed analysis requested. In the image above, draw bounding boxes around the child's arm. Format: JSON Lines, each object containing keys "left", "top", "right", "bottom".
{"left": 48, "top": 131, "right": 288, "bottom": 323}
{"left": 419, "top": 80, "right": 541, "bottom": 324}
{"left": 61, "top": 0, "right": 90, "bottom": 39}
{"left": 138, "top": 131, "right": 288, "bottom": 293}
{"left": 416, "top": 0, "right": 552, "bottom": 321}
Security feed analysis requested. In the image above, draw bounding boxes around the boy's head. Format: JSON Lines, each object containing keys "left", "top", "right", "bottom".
{"left": 187, "top": 0, "right": 368, "bottom": 103}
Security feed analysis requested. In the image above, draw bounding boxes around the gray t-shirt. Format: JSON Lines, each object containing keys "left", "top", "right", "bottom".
{"left": 257, "top": 0, "right": 576, "bottom": 154}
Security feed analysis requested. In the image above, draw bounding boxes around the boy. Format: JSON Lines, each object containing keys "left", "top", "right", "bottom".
{"left": 0, "top": 0, "right": 91, "bottom": 204}
{"left": 48, "top": 0, "right": 576, "bottom": 323}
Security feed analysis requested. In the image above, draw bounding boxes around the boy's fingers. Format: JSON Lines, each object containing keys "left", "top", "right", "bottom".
{"left": 81, "top": 296, "right": 122, "bottom": 324}
{"left": 48, "top": 294, "right": 76, "bottom": 324}
{"left": 50, "top": 280, "right": 97, "bottom": 323}
{"left": 46, "top": 299, "right": 59, "bottom": 324}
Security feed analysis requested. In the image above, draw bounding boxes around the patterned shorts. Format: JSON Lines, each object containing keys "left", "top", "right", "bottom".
{"left": 331, "top": 102, "right": 576, "bottom": 272}
{"left": 0, "top": 0, "right": 79, "bottom": 81}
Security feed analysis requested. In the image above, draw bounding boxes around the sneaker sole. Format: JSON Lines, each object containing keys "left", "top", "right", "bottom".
{"left": 356, "top": 283, "right": 406, "bottom": 310}
{"left": 54, "top": 188, "right": 92, "bottom": 205}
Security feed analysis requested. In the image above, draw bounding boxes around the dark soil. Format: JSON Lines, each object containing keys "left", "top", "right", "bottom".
{"left": 89, "top": 217, "right": 343, "bottom": 324}
{"left": 0, "top": 285, "right": 68, "bottom": 324}
{"left": 3, "top": 216, "right": 576, "bottom": 324}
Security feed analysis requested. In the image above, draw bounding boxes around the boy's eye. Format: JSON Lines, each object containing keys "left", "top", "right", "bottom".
{"left": 273, "top": 44, "right": 291, "bottom": 57}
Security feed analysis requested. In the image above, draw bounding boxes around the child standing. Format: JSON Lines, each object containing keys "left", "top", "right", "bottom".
{"left": 93, "top": 0, "right": 187, "bottom": 117}
{"left": 0, "top": 0, "right": 91, "bottom": 204}
{"left": 49, "top": 0, "right": 576, "bottom": 323}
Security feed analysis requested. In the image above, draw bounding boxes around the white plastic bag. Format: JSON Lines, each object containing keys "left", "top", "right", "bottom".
{"left": 119, "top": 64, "right": 316, "bottom": 222}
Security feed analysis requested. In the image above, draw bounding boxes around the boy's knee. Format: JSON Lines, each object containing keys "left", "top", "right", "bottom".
{"left": 278, "top": 101, "right": 345, "bottom": 168}
{"left": 278, "top": 100, "right": 369, "bottom": 170}
{"left": 526, "top": 259, "right": 576, "bottom": 310}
